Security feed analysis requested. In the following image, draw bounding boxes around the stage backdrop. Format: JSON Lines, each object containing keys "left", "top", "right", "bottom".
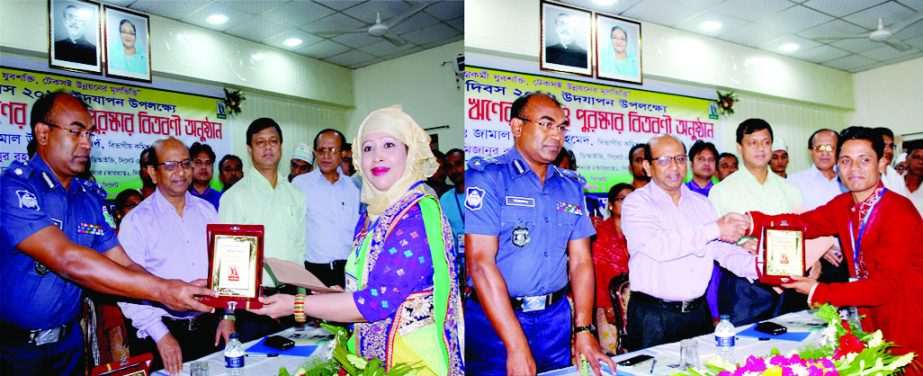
{"left": 0, "top": 67, "right": 230, "bottom": 198}
{"left": 465, "top": 66, "right": 723, "bottom": 195}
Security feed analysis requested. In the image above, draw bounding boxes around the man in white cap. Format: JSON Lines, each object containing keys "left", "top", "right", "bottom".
{"left": 287, "top": 142, "right": 313, "bottom": 182}
{"left": 770, "top": 136, "right": 789, "bottom": 178}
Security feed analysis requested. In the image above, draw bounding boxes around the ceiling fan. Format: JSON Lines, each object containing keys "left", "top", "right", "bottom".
{"left": 813, "top": 11, "right": 923, "bottom": 51}
{"left": 315, "top": 3, "right": 430, "bottom": 46}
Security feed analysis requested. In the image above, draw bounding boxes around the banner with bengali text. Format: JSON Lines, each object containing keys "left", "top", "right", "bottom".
{"left": 0, "top": 67, "right": 230, "bottom": 198}
{"left": 465, "top": 66, "right": 723, "bottom": 194}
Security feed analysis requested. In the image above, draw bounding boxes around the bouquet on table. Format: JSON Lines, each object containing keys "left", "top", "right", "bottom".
{"left": 673, "top": 304, "right": 915, "bottom": 376}
{"left": 278, "top": 323, "right": 420, "bottom": 376}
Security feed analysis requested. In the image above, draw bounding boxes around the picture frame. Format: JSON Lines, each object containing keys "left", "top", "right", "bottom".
{"left": 540, "top": 1, "right": 593, "bottom": 76}
{"left": 759, "top": 225, "right": 806, "bottom": 285}
{"left": 49, "top": 0, "right": 102, "bottom": 74}
{"left": 595, "top": 13, "right": 643, "bottom": 84}
{"left": 90, "top": 353, "right": 153, "bottom": 376}
{"left": 103, "top": 5, "right": 151, "bottom": 82}
{"left": 201, "top": 224, "right": 265, "bottom": 310}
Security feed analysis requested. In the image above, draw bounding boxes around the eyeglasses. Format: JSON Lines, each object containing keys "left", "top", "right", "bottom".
{"left": 193, "top": 158, "right": 214, "bottom": 167}
{"left": 46, "top": 122, "right": 96, "bottom": 142}
{"left": 157, "top": 159, "right": 193, "bottom": 171}
{"left": 517, "top": 117, "right": 569, "bottom": 134}
{"left": 650, "top": 155, "right": 687, "bottom": 167}
{"left": 315, "top": 147, "right": 341, "bottom": 155}
{"left": 813, "top": 144, "right": 834, "bottom": 153}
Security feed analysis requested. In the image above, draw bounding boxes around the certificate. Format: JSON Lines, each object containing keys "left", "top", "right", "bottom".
{"left": 759, "top": 225, "right": 806, "bottom": 285}
{"left": 200, "top": 224, "right": 264, "bottom": 309}
{"left": 90, "top": 353, "right": 153, "bottom": 376}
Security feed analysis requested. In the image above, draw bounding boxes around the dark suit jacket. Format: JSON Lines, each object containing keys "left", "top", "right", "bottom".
{"left": 546, "top": 43, "right": 587, "bottom": 68}
{"left": 54, "top": 37, "right": 97, "bottom": 66}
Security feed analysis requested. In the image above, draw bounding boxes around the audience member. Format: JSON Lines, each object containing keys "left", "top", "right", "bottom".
{"left": 874, "top": 127, "right": 909, "bottom": 197}
{"left": 292, "top": 129, "right": 360, "bottom": 288}
{"left": 139, "top": 147, "right": 156, "bottom": 198}
{"left": 592, "top": 183, "right": 633, "bottom": 355}
{"left": 465, "top": 92, "right": 615, "bottom": 375}
{"left": 754, "top": 126, "right": 923, "bottom": 374}
{"left": 686, "top": 140, "right": 717, "bottom": 196}
{"left": 553, "top": 146, "right": 577, "bottom": 170}
{"left": 287, "top": 142, "right": 313, "bottom": 182}
{"left": 218, "top": 117, "right": 306, "bottom": 341}
{"left": 340, "top": 142, "right": 356, "bottom": 176}
{"left": 427, "top": 149, "right": 453, "bottom": 197}
{"left": 716, "top": 152, "right": 739, "bottom": 181}
{"left": 188, "top": 142, "right": 221, "bottom": 210}
{"left": 622, "top": 134, "right": 756, "bottom": 350}
{"left": 905, "top": 145, "right": 923, "bottom": 217}
{"left": 113, "top": 188, "right": 141, "bottom": 226}
{"left": 217, "top": 154, "right": 243, "bottom": 191}
{"left": 770, "top": 137, "right": 789, "bottom": 178}
{"left": 251, "top": 106, "right": 465, "bottom": 375}
{"left": 117, "top": 138, "right": 233, "bottom": 375}
{"left": 440, "top": 148, "right": 465, "bottom": 262}
{"left": 628, "top": 143, "right": 649, "bottom": 189}
{"left": 895, "top": 153, "right": 908, "bottom": 176}
{"left": 0, "top": 92, "right": 211, "bottom": 374}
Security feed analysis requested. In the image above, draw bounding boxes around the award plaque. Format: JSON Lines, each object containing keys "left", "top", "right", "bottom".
{"left": 759, "top": 224, "right": 806, "bottom": 285}
{"left": 90, "top": 353, "right": 153, "bottom": 376}
{"left": 200, "top": 224, "right": 264, "bottom": 309}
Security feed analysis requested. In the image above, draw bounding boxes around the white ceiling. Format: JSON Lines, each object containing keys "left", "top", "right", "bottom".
{"left": 560, "top": 0, "right": 923, "bottom": 73}
{"left": 99, "top": 0, "right": 464, "bottom": 69}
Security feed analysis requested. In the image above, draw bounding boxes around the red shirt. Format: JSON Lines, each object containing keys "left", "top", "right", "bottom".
{"left": 592, "top": 217, "right": 630, "bottom": 309}
{"left": 749, "top": 190, "right": 923, "bottom": 374}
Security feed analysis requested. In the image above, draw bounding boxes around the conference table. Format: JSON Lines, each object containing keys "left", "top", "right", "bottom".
{"left": 541, "top": 310, "right": 827, "bottom": 376}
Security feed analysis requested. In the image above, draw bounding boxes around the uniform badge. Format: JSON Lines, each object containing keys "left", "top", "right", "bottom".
{"left": 34, "top": 262, "right": 49, "bottom": 276}
{"left": 15, "top": 190, "right": 40, "bottom": 210}
{"left": 77, "top": 222, "right": 104, "bottom": 236}
{"left": 512, "top": 225, "right": 530, "bottom": 247}
{"left": 557, "top": 201, "right": 582, "bottom": 215}
{"left": 466, "top": 187, "right": 485, "bottom": 211}
{"left": 102, "top": 207, "right": 117, "bottom": 229}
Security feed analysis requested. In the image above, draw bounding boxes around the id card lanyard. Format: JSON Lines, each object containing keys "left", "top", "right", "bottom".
{"left": 848, "top": 188, "right": 886, "bottom": 279}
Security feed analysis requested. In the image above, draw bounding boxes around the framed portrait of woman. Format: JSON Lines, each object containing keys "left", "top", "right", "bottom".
{"left": 49, "top": 0, "right": 102, "bottom": 74}
{"left": 540, "top": 1, "right": 593, "bottom": 76}
{"left": 595, "top": 14, "right": 642, "bottom": 84}
{"left": 103, "top": 5, "right": 151, "bottom": 82}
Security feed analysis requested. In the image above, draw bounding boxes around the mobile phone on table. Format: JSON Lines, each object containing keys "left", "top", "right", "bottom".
{"left": 754, "top": 321, "right": 788, "bottom": 335}
{"left": 617, "top": 354, "right": 654, "bottom": 366}
{"left": 264, "top": 335, "right": 295, "bottom": 350}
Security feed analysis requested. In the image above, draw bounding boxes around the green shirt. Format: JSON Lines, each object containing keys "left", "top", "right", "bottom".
{"left": 219, "top": 167, "right": 306, "bottom": 286}
{"left": 709, "top": 167, "right": 802, "bottom": 216}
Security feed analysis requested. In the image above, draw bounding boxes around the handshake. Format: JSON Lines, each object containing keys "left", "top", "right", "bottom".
{"left": 716, "top": 212, "right": 751, "bottom": 243}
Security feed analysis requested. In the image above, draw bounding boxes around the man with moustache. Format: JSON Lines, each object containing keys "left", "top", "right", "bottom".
{"left": 686, "top": 140, "right": 718, "bottom": 196}
{"left": 754, "top": 127, "right": 923, "bottom": 375}
{"left": 292, "top": 129, "right": 359, "bottom": 288}
{"left": 708, "top": 118, "right": 818, "bottom": 325}
{"left": 789, "top": 129, "right": 849, "bottom": 283}
{"left": 287, "top": 143, "right": 313, "bottom": 182}
{"left": 716, "top": 152, "right": 739, "bottom": 181}
{"left": 217, "top": 154, "right": 243, "bottom": 191}
{"left": 545, "top": 13, "right": 588, "bottom": 68}
{"left": 0, "top": 92, "right": 212, "bottom": 374}
{"left": 621, "top": 135, "right": 756, "bottom": 350}
{"left": 874, "top": 127, "right": 910, "bottom": 198}
{"left": 218, "top": 118, "right": 306, "bottom": 341}
{"left": 118, "top": 138, "right": 235, "bottom": 375}
{"left": 465, "top": 92, "right": 615, "bottom": 376}
{"left": 628, "top": 143, "right": 650, "bottom": 189}
{"left": 54, "top": 4, "right": 97, "bottom": 65}
{"left": 188, "top": 142, "right": 221, "bottom": 210}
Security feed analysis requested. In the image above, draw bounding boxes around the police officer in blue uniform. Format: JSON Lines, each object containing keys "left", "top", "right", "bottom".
{"left": 465, "top": 92, "right": 617, "bottom": 376}
{"left": 0, "top": 92, "right": 213, "bottom": 375}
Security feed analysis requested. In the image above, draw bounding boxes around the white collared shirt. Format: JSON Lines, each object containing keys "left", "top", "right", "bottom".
{"left": 292, "top": 168, "right": 361, "bottom": 263}
{"left": 789, "top": 164, "right": 847, "bottom": 211}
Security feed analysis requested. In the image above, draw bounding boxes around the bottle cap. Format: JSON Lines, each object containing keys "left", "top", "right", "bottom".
{"left": 229, "top": 333, "right": 239, "bottom": 339}
{"left": 719, "top": 314, "right": 730, "bottom": 320}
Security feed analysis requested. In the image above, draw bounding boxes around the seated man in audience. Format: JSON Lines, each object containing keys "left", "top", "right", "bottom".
{"left": 118, "top": 137, "right": 234, "bottom": 375}
{"left": 789, "top": 129, "right": 849, "bottom": 283}
{"left": 287, "top": 142, "right": 313, "bottom": 182}
{"left": 716, "top": 152, "right": 739, "bottom": 181}
{"left": 628, "top": 143, "right": 650, "bottom": 189}
{"left": 217, "top": 154, "right": 243, "bottom": 191}
{"left": 621, "top": 134, "right": 757, "bottom": 350}
{"left": 759, "top": 126, "right": 923, "bottom": 375}
{"left": 219, "top": 118, "right": 306, "bottom": 341}
{"left": 188, "top": 142, "right": 221, "bottom": 210}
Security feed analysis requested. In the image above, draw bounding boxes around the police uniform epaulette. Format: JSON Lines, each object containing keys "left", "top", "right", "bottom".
{"left": 558, "top": 167, "right": 587, "bottom": 186}
{"left": 467, "top": 156, "right": 499, "bottom": 172}
{"left": 2, "top": 161, "right": 34, "bottom": 180}
{"left": 78, "top": 178, "right": 108, "bottom": 200}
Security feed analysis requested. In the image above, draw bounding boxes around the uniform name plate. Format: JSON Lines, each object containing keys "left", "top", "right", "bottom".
{"left": 200, "top": 224, "right": 264, "bottom": 309}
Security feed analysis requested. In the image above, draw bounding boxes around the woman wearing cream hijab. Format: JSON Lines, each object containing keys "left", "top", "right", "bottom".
{"left": 253, "top": 106, "right": 464, "bottom": 375}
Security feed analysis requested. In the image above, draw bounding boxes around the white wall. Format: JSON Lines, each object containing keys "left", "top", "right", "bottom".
{"left": 849, "top": 56, "right": 923, "bottom": 141}
{"left": 349, "top": 41, "right": 464, "bottom": 151}
{"left": 0, "top": 0, "right": 353, "bottom": 107}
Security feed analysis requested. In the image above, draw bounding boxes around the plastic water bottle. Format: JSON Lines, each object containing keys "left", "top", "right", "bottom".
{"left": 715, "top": 315, "right": 736, "bottom": 363}
{"left": 225, "top": 333, "right": 245, "bottom": 375}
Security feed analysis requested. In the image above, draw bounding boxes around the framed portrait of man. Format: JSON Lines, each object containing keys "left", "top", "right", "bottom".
{"left": 596, "top": 14, "right": 642, "bottom": 84}
{"left": 48, "top": 0, "right": 102, "bottom": 74}
{"left": 104, "top": 6, "right": 151, "bottom": 82}
{"left": 540, "top": 1, "right": 592, "bottom": 76}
